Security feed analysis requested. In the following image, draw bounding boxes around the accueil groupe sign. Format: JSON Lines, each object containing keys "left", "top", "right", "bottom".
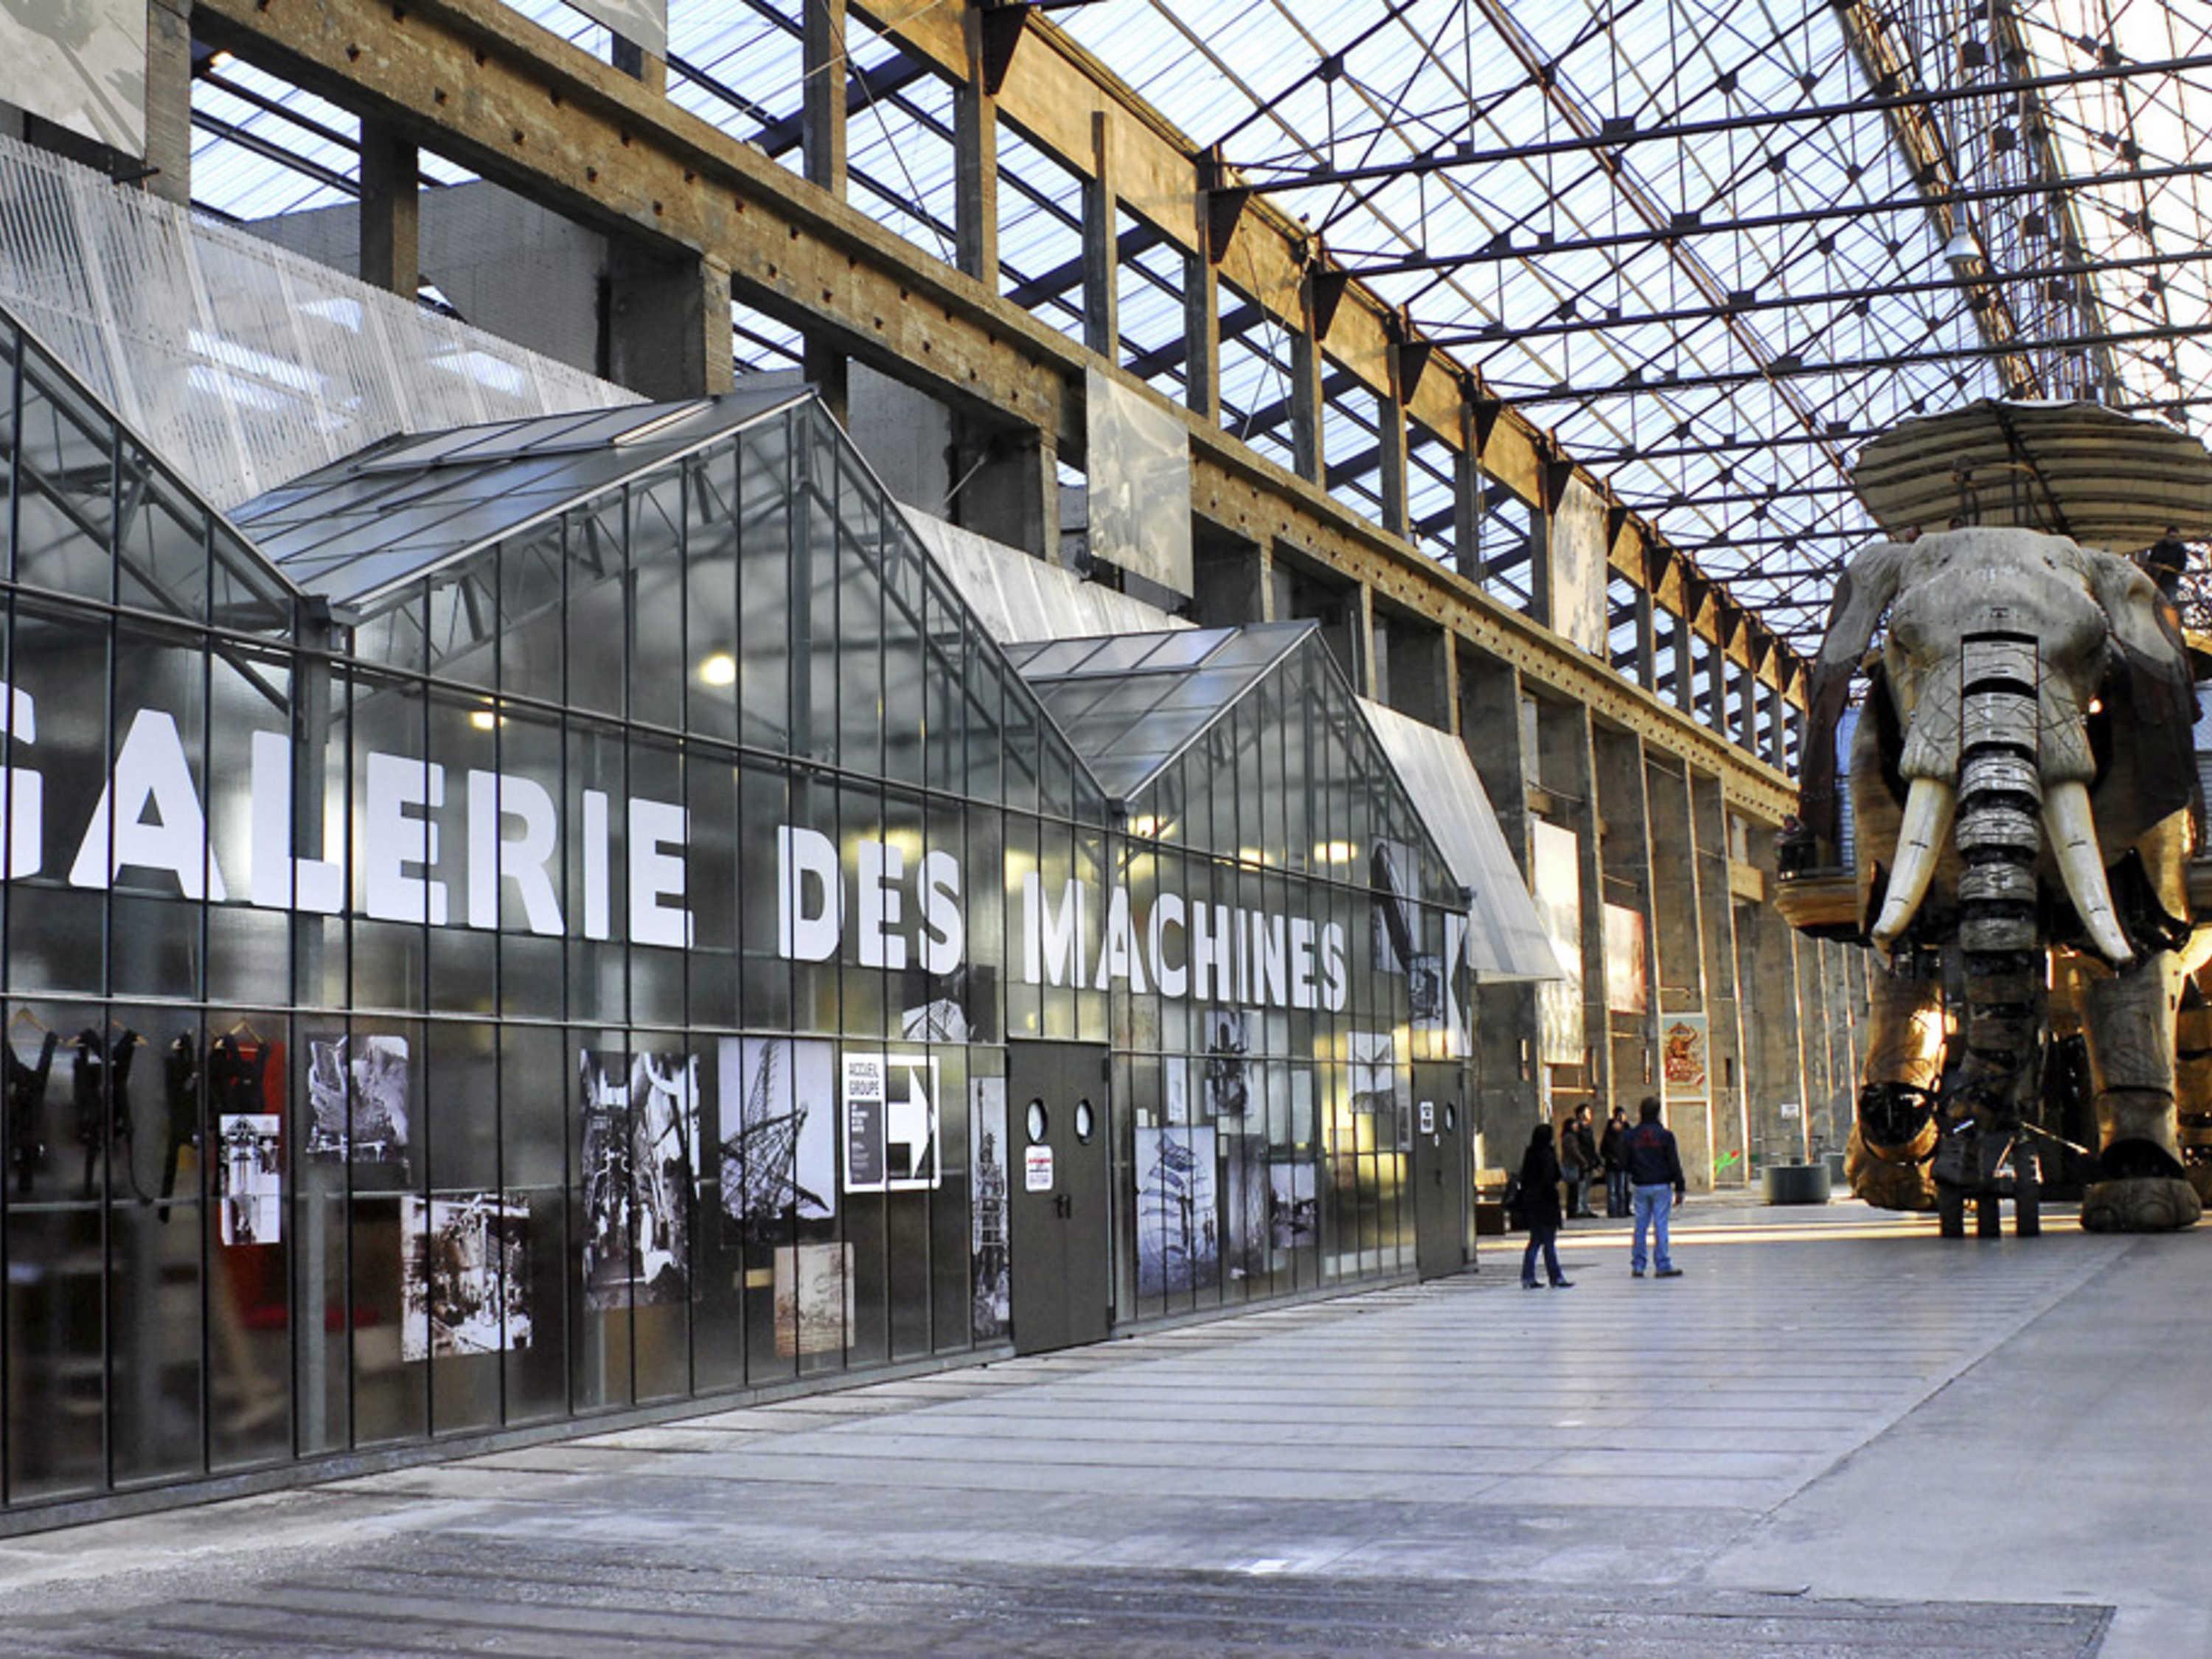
{"left": 0, "top": 689, "right": 1369, "bottom": 1012}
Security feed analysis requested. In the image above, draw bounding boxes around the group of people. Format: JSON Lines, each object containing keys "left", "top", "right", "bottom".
{"left": 1513, "top": 1097, "right": 1686, "bottom": 1289}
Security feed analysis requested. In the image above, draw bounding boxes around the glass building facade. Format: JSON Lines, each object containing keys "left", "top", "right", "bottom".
{"left": 0, "top": 310, "right": 1470, "bottom": 1520}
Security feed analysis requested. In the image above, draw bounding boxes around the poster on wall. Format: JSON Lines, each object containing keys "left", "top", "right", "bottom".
{"left": 773, "top": 1242, "right": 854, "bottom": 1357}
{"left": 579, "top": 1050, "right": 698, "bottom": 1311}
{"left": 304, "top": 1034, "right": 410, "bottom": 1166}
{"left": 1201, "top": 1009, "right": 1250, "bottom": 1119}
{"left": 717, "top": 1036, "right": 835, "bottom": 1245}
{"left": 841, "top": 1052, "right": 941, "bottom": 1192}
{"left": 1135, "top": 1124, "right": 1218, "bottom": 1298}
{"left": 1371, "top": 837, "right": 1420, "bottom": 974}
{"left": 1551, "top": 475, "right": 1610, "bottom": 656}
{"left": 1221, "top": 1127, "right": 1269, "bottom": 1284}
{"left": 1085, "top": 366, "right": 1194, "bottom": 598}
{"left": 1662, "top": 1015, "right": 1711, "bottom": 1099}
{"left": 0, "top": 0, "right": 147, "bottom": 156}
{"left": 565, "top": 0, "right": 668, "bottom": 57}
{"left": 1408, "top": 953, "right": 1446, "bottom": 1029}
{"left": 1348, "top": 1031, "right": 1399, "bottom": 1115}
{"left": 1164, "top": 1056, "right": 1191, "bottom": 1126}
{"left": 1603, "top": 905, "right": 1649, "bottom": 1016}
{"left": 400, "top": 1192, "right": 532, "bottom": 1362}
{"left": 1531, "top": 820, "right": 1586, "bottom": 1065}
{"left": 1269, "top": 1162, "right": 1318, "bottom": 1250}
{"left": 899, "top": 992, "right": 969, "bottom": 1043}
{"left": 218, "top": 1114, "right": 282, "bottom": 1246}
{"left": 970, "top": 1077, "right": 1009, "bottom": 1342}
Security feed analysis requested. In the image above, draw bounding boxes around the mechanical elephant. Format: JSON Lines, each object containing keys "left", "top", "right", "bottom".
{"left": 1798, "top": 526, "right": 2205, "bottom": 1232}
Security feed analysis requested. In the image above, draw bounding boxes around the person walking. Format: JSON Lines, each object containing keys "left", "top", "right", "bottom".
{"left": 1599, "top": 1105, "right": 1630, "bottom": 1218}
{"left": 1621, "top": 1096, "right": 1686, "bottom": 1279}
{"left": 1568, "top": 1105, "right": 1601, "bottom": 1217}
{"left": 1515, "top": 1123, "right": 1573, "bottom": 1290}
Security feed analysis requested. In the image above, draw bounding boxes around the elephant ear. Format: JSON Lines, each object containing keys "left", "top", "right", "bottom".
{"left": 2084, "top": 546, "right": 2200, "bottom": 837}
{"left": 1800, "top": 540, "right": 1908, "bottom": 852}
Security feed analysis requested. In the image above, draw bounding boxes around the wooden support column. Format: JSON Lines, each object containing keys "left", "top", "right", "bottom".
{"left": 144, "top": 0, "right": 194, "bottom": 206}
{"left": 358, "top": 120, "right": 420, "bottom": 298}
{"left": 953, "top": 7, "right": 998, "bottom": 283}
{"left": 803, "top": 0, "right": 849, "bottom": 197}
{"left": 1082, "top": 112, "right": 1118, "bottom": 358}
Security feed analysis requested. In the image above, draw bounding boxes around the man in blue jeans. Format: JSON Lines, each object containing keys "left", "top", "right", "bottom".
{"left": 1621, "top": 1095, "right": 1686, "bottom": 1278}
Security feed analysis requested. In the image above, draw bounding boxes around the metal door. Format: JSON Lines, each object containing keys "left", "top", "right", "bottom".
{"left": 1006, "top": 1042, "right": 1112, "bottom": 1355}
{"left": 1411, "top": 1062, "right": 1470, "bottom": 1279}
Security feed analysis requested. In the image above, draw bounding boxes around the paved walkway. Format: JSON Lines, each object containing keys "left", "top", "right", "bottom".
{"left": 0, "top": 1199, "right": 2202, "bottom": 1655}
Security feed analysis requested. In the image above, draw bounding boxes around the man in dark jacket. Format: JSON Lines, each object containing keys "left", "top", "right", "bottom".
{"left": 1621, "top": 1096, "right": 1686, "bottom": 1278}
{"left": 1567, "top": 1105, "right": 1600, "bottom": 1217}
{"left": 1599, "top": 1105, "right": 1630, "bottom": 1217}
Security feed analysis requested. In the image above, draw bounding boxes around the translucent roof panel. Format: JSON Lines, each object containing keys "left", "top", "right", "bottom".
{"left": 232, "top": 382, "right": 808, "bottom": 607}
{"left": 1002, "top": 623, "right": 1310, "bottom": 799}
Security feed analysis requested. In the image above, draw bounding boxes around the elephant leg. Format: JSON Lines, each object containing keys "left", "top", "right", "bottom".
{"left": 2175, "top": 977, "right": 2212, "bottom": 1207}
{"left": 1846, "top": 948, "right": 1944, "bottom": 1212}
{"left": 2080, "top": 950, "right": 2201, "bottom": 1233}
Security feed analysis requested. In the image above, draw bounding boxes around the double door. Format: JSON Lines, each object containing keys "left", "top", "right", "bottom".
{"left": 1006, "top": 1042, "right": 1111, "bottom": 1355}
{"left": 1411, "top": 1062, "right": 1470, "bottom": 1279}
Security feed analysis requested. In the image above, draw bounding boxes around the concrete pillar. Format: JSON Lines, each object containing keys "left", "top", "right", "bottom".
{"left": 1736, "top": 819, "right": 1808, "bottom": 1166}
{"left": 803, "top": 0, "right": 849, "bottom": 197}
{"left": 1669, "top": 611, "right": 1697, "bottom": 712}
{"left": 1593, "top": 724, "right": 1660, "bottom": 1119}
{"left": 1736, "top": 664, "right": 1760, "bottom": 758}
{"left": 954, "top": 423, "right": 1057, "bottom": 562}
{"left": 1453, "top": 408, "right": 1484, "bottom": 584}
{"left": 953, "top": 10, "right": 999, "bottom": 283}
{"left": 1537, "top": 701, "right": 1608, "bottom": 1118}
{"left": 1644, "top": 754, "right": 1713, "bottom": 1189}
{"left": 143, "top": 0, "right": 193, "bottom": 207}
{"left": 1290, "top": 319, "right": 1326, "bottom": 487}
{"left": 611, "top": 36, "right": 668, "bottom": 93}
{"left": 1458, "top": 648, "right": 1539, "bottom": 1172}
{"left": 1082, "top": 112, "right": 1117, "bottom": 359}
{"left": 1185, "top": 250, "right": 1220, "bottom": 420}
{"left": 1527, "top": 500, "right": 1558, "bottom": 631}
{"left": 1633, "top": 588, "right": 1658, "bottom": 692}
{"left": 1355, "top": 582, "right": 1380, "bottom": 699}
{"left": 1689, "top": 772, "right": 1748, "bottom": 1186}
{"left": 607, "top": 246, "right": 733, "bottom": 400}
{"left": 804, "top": 335, "right": 849, "bottom": 427}
{"left": 1439, "top": 631, "right": 1462, "bottom": 736}
{"left": 1191, "top": 533, "right": 1268, "bottom": 626}
{"left": 1377, "top": 389, "right": 1410, "bottom": 538}
{"left": 1706, "top": 648, "right": 1731, "bottom": 741}
{"left": 358, "top": 121, "right": 420, "bottom": 299}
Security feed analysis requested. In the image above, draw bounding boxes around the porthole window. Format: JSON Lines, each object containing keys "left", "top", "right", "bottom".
{"left": 1074, "top": 1099, "right": 1096, "bottom": 1143}
{"left": 1026, "top": 1100, "right": 1048, "bottom": 1144}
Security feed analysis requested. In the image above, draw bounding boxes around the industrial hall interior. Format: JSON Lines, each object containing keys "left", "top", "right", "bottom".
{"left": 0, "top": 0, "right": 2205, "bottom": 1654}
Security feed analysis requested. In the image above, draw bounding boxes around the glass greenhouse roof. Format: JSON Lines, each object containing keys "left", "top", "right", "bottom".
{"left": 1002, "top": 624, "right": 1311, "bottom": 799}
{"left": 232, "top": 385, "right": 806, "bottom": 607}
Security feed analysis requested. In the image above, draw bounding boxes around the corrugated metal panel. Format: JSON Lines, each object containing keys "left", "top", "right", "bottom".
{"left": 1359, "top": 700, "right": 1561, "bottom": 985}
{"left": 0, "top": 136, "right": 634, "bottom": 509}
{"left": 905, "top": 509, "right": 1195, "bottom": 644}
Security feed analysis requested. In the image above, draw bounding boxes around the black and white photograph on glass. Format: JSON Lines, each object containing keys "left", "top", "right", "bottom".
{"left": 1221, "top": 1125, "right": 1269, "bottom": 1282}
{"left": 899, "top": 997, "right": 969, "bottom": 1043}
{"left": 1268, "top": 1161, "right": 1318, "bottom": 1250}
{"left": 579, "top": 1049, "right": 698, "bottom": 1311}
{"left": 1135, "top": 1124, "right": 1218, "bottom": 1298}
{"left": 400, "top": 1191, "right": 532, "bottom": 1362}
{"left": 1349, "top": 1032, "right": 1398, "bottom": 1116}
{"left": 1408, "top": 953, "right": 1445, "bottom": 1028}
{"left": 970, "top": 1077, "right": 1009, "bottom": 1342}
{"left": 304, "top": 1034, "right": 410, "bottom": 1165}
{"left": 1370, "top": 835, "right": 1419, "bottom": 974}
{"left": 1202, "top": 1009, "right": 1249, "bottom": 1119}
{"left": 773, "top": 1241, "right": 853, "bottom": 1358}
{"left": 218, "top": 1113, "right": 281, "bottom": 1246}
{"left": 717, "top": 1036, "right": 835, "bottom": 1246}
{"left": 1164, "top": 1056, "right": 1190, "bottom": 1126}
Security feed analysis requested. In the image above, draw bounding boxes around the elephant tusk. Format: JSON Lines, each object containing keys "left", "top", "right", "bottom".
{"left": 1871, "top": 776, "right": 1955, "bottom": 950}
{"left": 2045, "top": 779, "right": 2133, "bottom": 966}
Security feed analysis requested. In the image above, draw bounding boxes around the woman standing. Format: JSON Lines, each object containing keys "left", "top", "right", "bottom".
{"left": 1515, "top": 1123, "right": 1573, "bottom": 1290}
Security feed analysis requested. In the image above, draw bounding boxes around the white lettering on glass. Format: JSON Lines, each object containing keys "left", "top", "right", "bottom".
{"left": 627, "top": 796, "right": 692, "bottom": 947}
{"left": 466, "top": 769, "right": 564, "bottom": 936}
{"left": 361, "top": 752, "right": 445, "bottom": 923}
{"left": 71, "top": 709, "right": 226, "bottom": 901}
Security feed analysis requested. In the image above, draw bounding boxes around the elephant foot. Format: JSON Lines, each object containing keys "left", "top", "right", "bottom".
{"left": 1845, "top": 1124, "right": 1935, "bottom": 1212}
{"left": 2080, "top": 1177, "right": 2201, "bottom": 1234}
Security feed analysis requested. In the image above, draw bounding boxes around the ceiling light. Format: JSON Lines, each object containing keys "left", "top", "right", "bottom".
{"left": 698, "top": 652, "right": 738, "bottom": 687}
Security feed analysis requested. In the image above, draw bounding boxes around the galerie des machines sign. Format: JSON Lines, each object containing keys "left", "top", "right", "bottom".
{"left": 0, "top": 692, "right": 1462, "bottom": 1030}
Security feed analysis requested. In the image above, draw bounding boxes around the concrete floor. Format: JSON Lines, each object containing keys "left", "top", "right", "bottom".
{"left": 0, "top": 1198, "right": 2202, "bottom": 1655}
